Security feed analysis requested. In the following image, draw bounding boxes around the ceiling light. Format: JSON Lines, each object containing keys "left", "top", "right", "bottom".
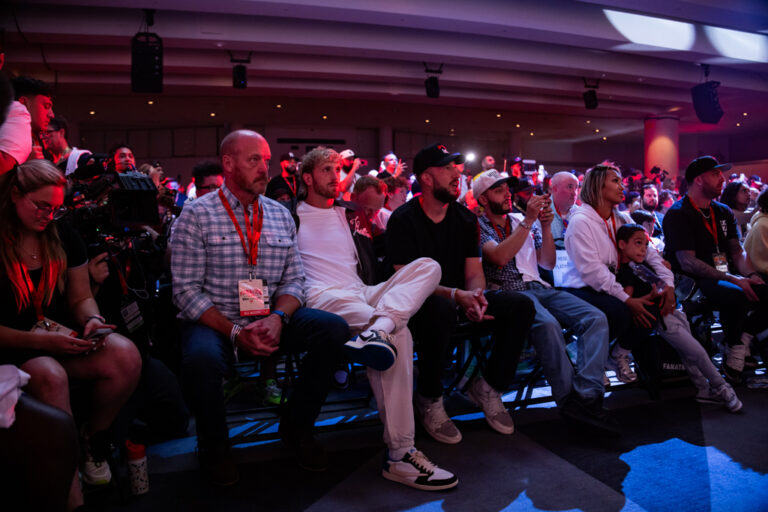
{"left": 210, "top": 112, "right": 216, "bottom": 117}
{"left": 515, "top": 124, "right": 520, "bottom": 128}
{"left": 594, "top": 129, "right": 600, "bottom": 133}
{"left": 736, "top": 122, "right": 741, "bottom": 127}
{"left": 586, "top": 120, "right": 591, "bottom": 124}
{"left": 276, "top": 104, "right": 282, "bottom": 109}
{"left": 602, "top": 136, "right": 607, "bottom": 141}
{"left": 322, "top": 115, "right": 328, "bottom": 120}
{"left": 89, "top": 111, "right": 95, "bottom": 115}
{"left": 147, "top": 100, "right": 154, "bottom": 105}
{"left": 466, "top": 153, "right": 476, "bottom": 162}
{"left": 496, "top": 114, "right": 502, "bottom": 118}
{"left": 425, "top": 119, "right": 430, "bottom": 123}
{"left": 743, "top": 112, "right": 748, "bottom": 116}
{"left": 529, "top": 132, "right": 534, "bottom": 136}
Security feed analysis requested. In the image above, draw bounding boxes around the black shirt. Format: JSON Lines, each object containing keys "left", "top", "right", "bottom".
{"left": 386, "top": 197, "right": 480, "bottom": 289}
{"left": 616, "top": 262, "right": 653, "bottom": 297}
{"left": 662, "top": 196, "right": 738, "bottom": 275}
{"left": 0, "top": 221, "right": 87, "bottom": 333}
{"left": 266, "top": 174, "right": 299, "bottom": 200}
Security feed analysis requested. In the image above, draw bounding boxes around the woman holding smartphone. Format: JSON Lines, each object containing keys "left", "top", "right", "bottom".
{"left": 0, "top": 159, "right": 141, "bottom": 510}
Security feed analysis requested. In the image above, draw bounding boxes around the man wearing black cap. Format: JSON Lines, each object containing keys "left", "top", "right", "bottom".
{"left": 663, "top": 156, "right": 768, "bottom": 384}
{"left": 512, "top": 177, "right": 535, "bottom": 216}
{"left": 474, "top": 169, "right": 616, "bottom": 433}
{"left": 386, "top": 143, "right": 535, "bottom": 444}
{"left": 266, "top": 151, "right": 300, "bottom": 205}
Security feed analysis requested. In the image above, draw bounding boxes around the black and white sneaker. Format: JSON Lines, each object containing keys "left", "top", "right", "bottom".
{"left": 344, "top": 330, "right": 397, "bottom": 371}
{"left": 382, "top": 447, "right": 458, "bottom": 491}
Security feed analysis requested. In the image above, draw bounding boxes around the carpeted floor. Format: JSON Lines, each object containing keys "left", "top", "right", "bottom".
{"left": 101, "top": 383, "right": 768, "bottom": 512}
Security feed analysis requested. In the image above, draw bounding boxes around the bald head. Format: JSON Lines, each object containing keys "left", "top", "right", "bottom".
{"left": 220, "top": 130, "right": 271, "bottom": 202}
{"left": 550, "top": 171, "right": 579, "bottom": 213}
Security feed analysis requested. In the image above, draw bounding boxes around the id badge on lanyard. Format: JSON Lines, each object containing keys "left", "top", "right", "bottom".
{"left": 712, "top": 252, "right": 728, "bottom": 273}
{"left": 238, "top": 278, "right": 270, "bottom": 316}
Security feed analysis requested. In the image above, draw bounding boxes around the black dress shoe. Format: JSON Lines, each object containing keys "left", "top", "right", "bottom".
{"left": 279, "top": 419, "right": 329, "bottom": 472}
{"left": 560, "top": 392, "right": 621, "bottom": 436}
{"left": 199, "top": 446, "right": 240, "bottom": 486}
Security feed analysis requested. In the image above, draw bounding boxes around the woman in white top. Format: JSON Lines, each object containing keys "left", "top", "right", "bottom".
{"left": 561, "top": 163, "right": 675, "bottom": 383}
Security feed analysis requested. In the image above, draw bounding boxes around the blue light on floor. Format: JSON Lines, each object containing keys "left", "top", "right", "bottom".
{"left": 402, "top": 499, "right": 445, "bottom": 511}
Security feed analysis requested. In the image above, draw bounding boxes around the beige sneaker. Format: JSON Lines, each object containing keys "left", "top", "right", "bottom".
{"left": 467, "top": 376, "right": 515, "bottom": 435}
{"left": 413, "top": 393, "right": 462, "bottom": 444}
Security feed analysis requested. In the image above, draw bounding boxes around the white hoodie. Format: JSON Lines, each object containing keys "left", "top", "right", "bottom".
{"left": 562, "top": 203, "right": 673, "bottom": 302}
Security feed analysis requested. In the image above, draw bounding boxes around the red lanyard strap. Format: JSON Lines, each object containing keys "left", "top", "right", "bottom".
{"left": 219, "top": 189, "right": 263, "bottom": 266}
{"left": 604, "top": 213, "right": 618, "bottom": 253}
{"left": 285, "top": 176, "right": 296, "bottom": 196}
{"left": 22, "top": 265, "right": 45, "bottom": 321}
{"left": 690, "top": 201, "right": 718, "bottom": 248}
{"left": 493, "top": 216, "right": 512, "bottom": 241}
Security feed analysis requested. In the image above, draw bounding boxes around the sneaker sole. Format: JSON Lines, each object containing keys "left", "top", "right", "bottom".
{"left": 382, "top": 469, "right": 458, "bottom": 491}
{"left": 414, "top": 411, "right": 462, "bottom": 444}
{"left": 344, "top": 341, "right": 396, "bottom": 371}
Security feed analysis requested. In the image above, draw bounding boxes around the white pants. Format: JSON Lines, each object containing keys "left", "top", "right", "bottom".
{"left": 658, "top": 309, "right": 725, "bottom": 390}
{"left": 307, "top": 257, "right": 442, "bottom": 452}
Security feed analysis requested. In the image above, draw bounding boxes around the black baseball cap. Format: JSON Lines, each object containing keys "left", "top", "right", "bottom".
{"left": 413, "top": 143, "right": 465, "bottom": 175}
{"left": 685, "top": 156, "right": 731, "bottom": 183}
{"left": 280, "top": 152, "right": 298, "bottom": 162}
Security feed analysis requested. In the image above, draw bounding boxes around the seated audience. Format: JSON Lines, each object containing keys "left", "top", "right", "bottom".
{"left": 7, "top": 76, "right": 54, "bottom": 167}
{"left": 745, "top": 188, "right": 768, "bottom": 277}
{"left": 664, "top": 156, "right": 768, "bottom": 384}
{"left": 266, "top": 151, "right": 300, "bottom": 208}
{"left": 640, "top": 184, "right": 664, "bottom": 238}
{"left": 192, "top": 160, "right": 224, "bottom": 199}
{"left": 338, "top": 148, "right": 364, "bottom": 201}
{"left": 658, "top": 189, "right": 676, "bottom": 214}
{"left": 0, "top": 73, "right": 33, "bottom": 174}
{"left": 616, "top": 224, "right": 741, "bottom": 412}
{"left": 549, "top": 171, "right": 579, "bottom": 250}
{"left": 295, "top": 147, "right": 456, "bottom": 491}
{"left": 379, "top": 175, "right": 409, "bottom": 227}
{"left": 561, "top": 162, "right": 674, "bottom": 384}
{"left": 386, "top": 142, "right": 535, "bottom": 444}
{"left": 719, "top": 180, "right": 753, "bottom": 241}
{"left": 171, "top": 130, "right": 361, "bottom": 485}
{"left": 350, "top": 175, "right": 388, "bottom": 232}
{"left": 473, "top": 169, "right": 616, "bottom": 433}
{"left": 0, "top": 159, "right": 142, "bottom": 508}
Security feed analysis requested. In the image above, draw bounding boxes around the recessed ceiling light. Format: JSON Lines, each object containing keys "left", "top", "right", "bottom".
{"left": 276, "top": 104, "right": 282, "bottom": 109}
{"left": 602, "top": 136, "right": 607, "bottom": 141}
{"left": 210, "top": 112, "right": 216, "bottom": 117}
{"left": 425, "top": 119, "right": 430, "bottom": 123}
{"left": 668, "top": 106, "right": 682, "bottom": 112}
{"left": 89, "top": 110, "right": 95, "bottom": 115}
{"left": 450, "top": 128, "right": 455, "bottom": 131}
{"left": 322, "top": 115, "right": 328, "bottom": 120}
{"left": 743, "top": 112, "right": 748, "bottom": 116}
{"left": 147, "top": 100, "right": 154, "bottom": 105}
{"left": 594, "top": 129, "right": 600, "bottom": 133}
{"left": 736, "top": 122, "right": 741, "bottom": 127}
{"left": 515, "top": 124, "right": 520, "bottom": 128}
{"left": 586, "top": 120, "right": 591, "bottom": 124}
{"left": 529, "top": 132, "right": 534, "bottom": 136}
{"left": 496, "top": 113, "right": 502, "bottom": 118}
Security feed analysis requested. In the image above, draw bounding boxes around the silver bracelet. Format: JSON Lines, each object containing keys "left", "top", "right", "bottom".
{"left": 519, "top": 221, "right": 532, "bottom": 231}
{"left": 87, "top": 314, "right": 105, "bottom": 324}
{"left": 450, "top": 287, "right": 457, "bottom": 301}
{"left": 230, "top": 323, "right": 242, "bottom": 345}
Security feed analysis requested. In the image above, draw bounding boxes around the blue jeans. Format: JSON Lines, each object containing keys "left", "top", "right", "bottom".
{"left": 520, "top": 283, "right": 609, "bottom": 404}
{"left": 180, "top": 307, "right": 349, "bottom": 449}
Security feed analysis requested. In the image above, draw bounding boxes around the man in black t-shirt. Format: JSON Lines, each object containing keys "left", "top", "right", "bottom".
{"left": 266, "top": 152, "right": 300, "bottom": 210}
{"left": 663, "top": 156, "right": 767, "bottom": 383}
{"left": 387, "top": 143, "right": 535, "bottom": 445}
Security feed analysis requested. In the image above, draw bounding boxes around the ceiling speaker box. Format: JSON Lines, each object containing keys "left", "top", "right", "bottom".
{"left": 583, "top": 89, "right": 598, "bottom": 110}
{"left": 691, "top": 81, "right": 723, "bottom": 124}
{"left": 131, "top": 32, "right": 163, "bottom": 93}
{"left": 425, "top": 76, "right": 440, "bottom": 98}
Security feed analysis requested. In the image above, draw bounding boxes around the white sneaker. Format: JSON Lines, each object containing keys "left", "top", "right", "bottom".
{"left": 82, "top": 454, "right": 112, "bottom": 486}
{"left": 714, "top": 383, "right": 743, "bottom": 413}
{"left": 382, "top": 447, "right": 458, "bottom": 491}
{"left": 466, "top": 377, "right": 515, "bottom": 435}
{"left": 608, "top": 349, "right": 638, "bottom": 383}
{"left": 344, "top": 330, "right": 397, "bottom": 371}
{"left": 413, "top": 393, "right": 462, "bottom": 444}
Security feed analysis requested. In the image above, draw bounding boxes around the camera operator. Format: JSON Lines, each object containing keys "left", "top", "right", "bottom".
{"left": 108, "top": 143, "right": 136, "bottom": 173}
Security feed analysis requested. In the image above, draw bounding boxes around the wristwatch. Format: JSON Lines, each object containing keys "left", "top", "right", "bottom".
{"left": 271, "top": 310, "right": 290, "bottom": 325}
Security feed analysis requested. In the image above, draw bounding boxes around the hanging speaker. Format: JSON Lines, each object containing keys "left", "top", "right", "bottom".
{"left": 583, "top": 89, "right": 598, "bottom": 110}
{"left": 691, "top": 81, "right": 723, "bottom": 124}
{"left": 131, "top": 32, "right": 163, "bottom": 93}
{"left": 425, "top": 76, "right": 440, "bottom": 98}
{"left": 233, "top": 64, "right": 247, "bottom": 89}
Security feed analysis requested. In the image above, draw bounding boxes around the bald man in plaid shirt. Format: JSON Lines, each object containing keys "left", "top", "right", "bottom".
{"left": 172, "top": 130, "right": 367, "bottom": 485}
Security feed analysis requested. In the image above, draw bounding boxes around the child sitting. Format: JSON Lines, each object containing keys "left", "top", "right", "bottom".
{"left": 616, "top": 224, "right": 742, "bottom": 412}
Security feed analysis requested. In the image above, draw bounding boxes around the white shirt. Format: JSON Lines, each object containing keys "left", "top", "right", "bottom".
{"left": 508, "top": 213, "right": 547, "bottom": 286}
{"left": 0, "top": 101, "right": 32, "bottom": 165}
{"left": 296, "top": 202, "right": 362, "bottom": 294}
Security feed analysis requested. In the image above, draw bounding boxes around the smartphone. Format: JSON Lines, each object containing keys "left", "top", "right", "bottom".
{"left": 87, "top": 328, "right": 114, "bottom": 341}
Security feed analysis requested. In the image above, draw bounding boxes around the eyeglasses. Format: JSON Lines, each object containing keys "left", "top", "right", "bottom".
{"left": 26, "top": 197, "right": 68, "bottom": 220}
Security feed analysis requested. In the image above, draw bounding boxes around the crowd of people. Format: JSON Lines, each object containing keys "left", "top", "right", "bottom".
{"left": 1, "top": 70, "right": 767, "bottom": 510}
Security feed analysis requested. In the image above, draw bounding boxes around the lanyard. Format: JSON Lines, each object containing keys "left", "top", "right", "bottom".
{"left": 493, "top": 216, "right": 512, "bottom": 241}
{"left": 689, "top": 200, "right": 719, "bottom": 249}
{"left": 219, "top": 189, "right": 263, "bottom": 268}
{"left": 555, "top": 205, "right": 569, "bottom": 229}
{"left": 21, "top": 265, "right": 45, "bottom": 321}
{"left": 284, "top": 175, "right": 297, "bottom": 196}
{"left": 604, "top": 213, "right": 618, "bottom": 252}
{"left": 109, "top": 253, "right": 130, "bottom": 296}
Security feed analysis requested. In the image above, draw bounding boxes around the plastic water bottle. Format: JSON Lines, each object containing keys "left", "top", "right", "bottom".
{"left": 126, "top": 440, "right": 149, "bottom": 495}
{"left": 629, "top": 261, "right": 666, "bottom": 290}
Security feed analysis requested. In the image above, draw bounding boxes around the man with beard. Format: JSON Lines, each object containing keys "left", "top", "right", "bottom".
{"left": 474, "top": 170, "right": 616, "bottom": 433}
{"left": 337, "top": 148, "right": 365, "bottom": 201}
{"left": 295, "top": 147, "right": 456, "bottom": 491}
{"left": 386, "top": 143, "right": 535, "bottom": 444}
{"left": 266, "top": 151, "right": 300, "bottom": 209}
{"left": 663, "top": 156, "right": 768, "bottom": 384}
{"left": 641, "top": 184, "right": 664, "bottom": 237}
{"left": 512, "top": 178, "right": 535, "bottom": 216}
{"left": 378, "top": 152, "right": 406, "bottom": 180}
{"left": 171, "top": 130, "right": 354, "bottom": 485}
{"left": 549, "top": 172, "right": 579, "bottom": 250}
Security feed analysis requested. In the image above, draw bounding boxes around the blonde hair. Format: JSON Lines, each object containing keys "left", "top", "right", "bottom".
{"left": 580, "top": 161, "right": 621, "bottom": 210}
{"left": 0, "top": 160, "right": 67, "bottom": 311}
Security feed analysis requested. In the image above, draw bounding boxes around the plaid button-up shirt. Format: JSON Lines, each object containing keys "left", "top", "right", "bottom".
{"left": 171, "top": 182, "right": 305, "bottom": 324}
